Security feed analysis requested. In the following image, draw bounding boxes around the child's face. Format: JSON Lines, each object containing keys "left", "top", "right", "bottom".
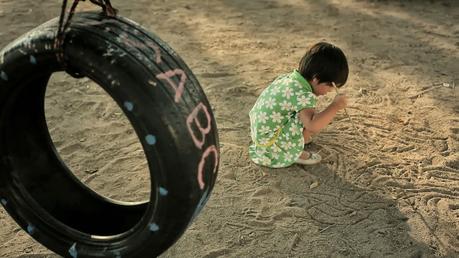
{"left": 310, "top": 78, "right": 334, "bottom": 96}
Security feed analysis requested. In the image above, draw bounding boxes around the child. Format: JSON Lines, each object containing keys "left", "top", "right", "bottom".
{"left": 249, "top": 42, "right": 349, "bottom": 168}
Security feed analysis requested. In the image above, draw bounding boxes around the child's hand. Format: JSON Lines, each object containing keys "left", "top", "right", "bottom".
{"left": 332, "top": 94, "right": 348, "bottom": 110}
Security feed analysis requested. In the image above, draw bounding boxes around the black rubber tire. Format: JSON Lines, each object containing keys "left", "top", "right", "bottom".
{"left": 0, "top": 12, "right": 219, "bottom": 258}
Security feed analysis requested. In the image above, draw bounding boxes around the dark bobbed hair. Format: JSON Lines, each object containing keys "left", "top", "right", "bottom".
{"left": 298, "top": 42, "right": 349, "bottom": 87}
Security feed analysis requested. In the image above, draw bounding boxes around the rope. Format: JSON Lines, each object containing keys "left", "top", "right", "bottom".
{"left": 54, "top": 0, "right": 118, "bottom": 67}
{"left": 89, "top": 0, "right": 117, "bottom": 17}
{"left": 54, "top": 0, "right": 81, "bottom": 66}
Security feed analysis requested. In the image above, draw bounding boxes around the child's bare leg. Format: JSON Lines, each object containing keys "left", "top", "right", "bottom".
{"left": 299, "top": 129, "right": 311, "bottom": 159}
{"left": 303, "top": 129, "right": 313, "bottom": 144}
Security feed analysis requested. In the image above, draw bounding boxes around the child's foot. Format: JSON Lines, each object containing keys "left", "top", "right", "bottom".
{"left": 296, "top": 150, "right": 321, "bottom": 165}
{"left": 303, "top": 138, "right": 313, "bottom": 150}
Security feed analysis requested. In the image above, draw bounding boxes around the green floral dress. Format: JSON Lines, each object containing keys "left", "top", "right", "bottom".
{"left": 249, "top": 70, "right": 317, "bottom": 168}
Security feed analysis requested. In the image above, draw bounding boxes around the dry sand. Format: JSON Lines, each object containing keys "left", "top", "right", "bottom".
{"left": 0, "top": 0, "right": 458, "bottom": 257}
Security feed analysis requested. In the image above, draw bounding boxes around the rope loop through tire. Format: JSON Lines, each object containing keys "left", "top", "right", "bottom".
{"left": 0, "top": 12, "right": 219, "bottom": 258}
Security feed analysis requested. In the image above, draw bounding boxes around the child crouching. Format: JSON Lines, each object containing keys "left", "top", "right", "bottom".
{"left": 249, "top": 42, "right": 349, "bottom": 168}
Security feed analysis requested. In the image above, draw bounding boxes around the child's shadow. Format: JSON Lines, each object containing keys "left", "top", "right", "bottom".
{"left": 260, "top": 163, "right": 437, "bottom": 257}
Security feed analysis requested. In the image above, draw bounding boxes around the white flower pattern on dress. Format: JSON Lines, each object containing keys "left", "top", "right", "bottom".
{"left": 280, "top": 100, "right": 292, "bottom": 111}
{"left": 270, "top": 112, "right": 282, "bottom": 123}
{"left": 285, "top": 153, "right": 294, "bottom": 161}
{"left": 260, "top": 156, "right": 271, "bottom": 166}
{"left": 298, "top": 94, "right": 312, "bottom": 106}
{"left": 260, "top": 125, "right": 270, "bottom": 134}
{"left": 289, "top": 126, "right": 299, "bottom": 136}
{"left": 284, "top": 132, "right": 290, "bottom": 141}
{"left": 284, "top": 87, "right": 293, "bottom": 99}
{"left": 270, "top": 86, "right": 280, "bottom": 95}
{"left": 248, "top": 70, "right": 317, "bottom": 168}
{"left": 265, "top": 97, "right": 276, "bottom": 109}
{"left": 257, "top": 98, "right": 265, "bottom": 107}
{"left": 258, "top": 111, "right": 269, "bottom": 124}
{"left": 284, "top": 141, "right": 294, "bottom": 150}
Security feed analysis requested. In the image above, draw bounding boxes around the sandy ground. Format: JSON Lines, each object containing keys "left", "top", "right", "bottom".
{"left": 0, "top": 0, "right": 458, "bottom": 257}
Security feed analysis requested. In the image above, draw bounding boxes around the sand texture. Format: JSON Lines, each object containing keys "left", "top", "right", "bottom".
{"left": 0, "top": 0, "right": 458, "bottom": 257}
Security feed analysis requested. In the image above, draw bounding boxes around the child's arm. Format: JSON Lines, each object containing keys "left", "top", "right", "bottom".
{"left": 298, "top": 94, "right": 347, "bottom": 134}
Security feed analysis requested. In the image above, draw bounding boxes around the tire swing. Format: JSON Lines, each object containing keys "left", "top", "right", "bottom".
{"left": 0, "top": 1, "right": 219, "bottom": 257}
